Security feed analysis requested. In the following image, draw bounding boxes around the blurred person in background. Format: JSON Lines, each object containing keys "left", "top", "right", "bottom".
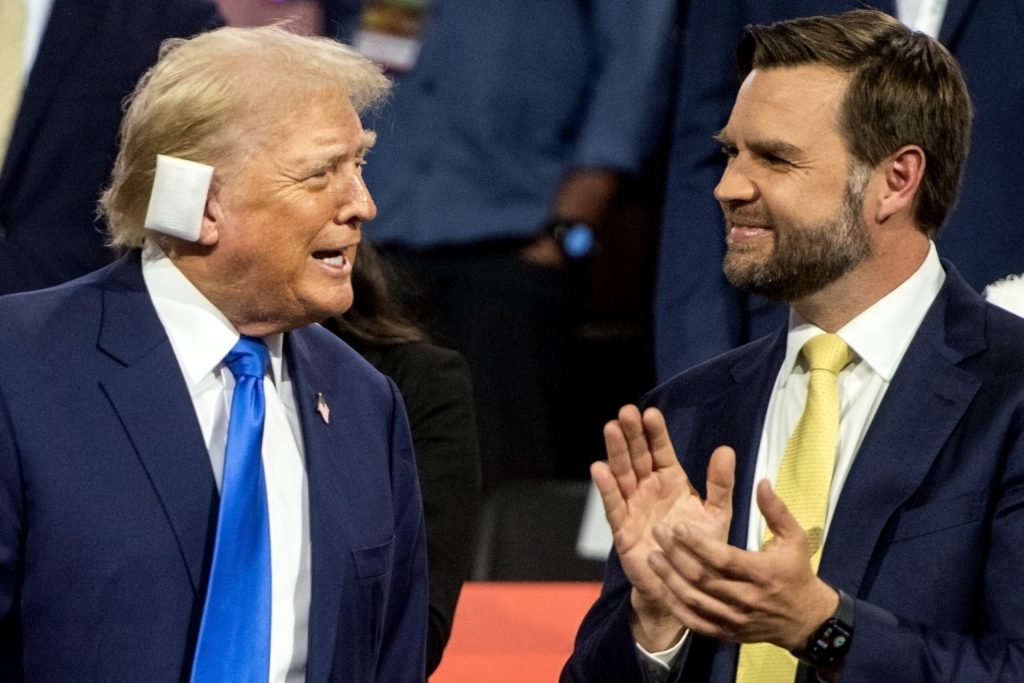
{"left": 356, "top": 0, "right": 677, "bottom": 492}
{"left": 324, "top": 240, "right": 481, "bottom": 676}
{"left": 0, "top": 0, "right": 222, "bottom": 295}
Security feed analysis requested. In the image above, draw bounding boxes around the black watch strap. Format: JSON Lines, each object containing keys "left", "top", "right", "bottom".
{"left": 793, "top": 589, "right": 855, "bottom": 669}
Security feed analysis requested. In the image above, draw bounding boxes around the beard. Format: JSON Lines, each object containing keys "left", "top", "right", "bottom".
{"left": 722, "top": 168, "right": 873, "bottom": 302}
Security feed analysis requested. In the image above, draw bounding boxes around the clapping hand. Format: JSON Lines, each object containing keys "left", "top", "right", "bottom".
{"left": 591, "top": 405, "right": 736, "bottom": 651}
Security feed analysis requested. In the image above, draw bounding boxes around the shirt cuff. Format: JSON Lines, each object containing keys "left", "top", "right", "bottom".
{"left": 635, "top": 631, "right": 689, "bottom": 679}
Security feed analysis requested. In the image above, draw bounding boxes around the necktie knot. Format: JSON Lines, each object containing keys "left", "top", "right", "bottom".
{"left": 801, "top": 333, "right": 854, "bottom": 376}
{"left": 224, "top": 336, "right": 269, "bottom": 380}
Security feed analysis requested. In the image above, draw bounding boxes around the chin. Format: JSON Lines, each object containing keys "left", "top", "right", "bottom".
{"left": 315, "top": 291, "right": 354, "bottom": 319}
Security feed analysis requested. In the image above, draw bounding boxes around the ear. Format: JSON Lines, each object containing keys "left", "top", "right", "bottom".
{"left": 875, "top": 145, "right": 925, "bottom": 224}
{"left": 198, "top": 183, "right": 223, "bottom": 246}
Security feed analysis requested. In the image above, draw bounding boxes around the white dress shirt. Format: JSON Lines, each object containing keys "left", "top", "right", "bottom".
{"left": 142, "top": 242, "right": 311, "bottom": 683}
{"left": 897, "top": 0, "right": 948, "bottom": 37}
{"left": 745, "top": 242, "right": 944, "bottom": 549}
{"left": 23, "top": 0, "right": 55, "bottom": 80}
{"left": 641, "top": 243, "right": 945, "bottom": 674}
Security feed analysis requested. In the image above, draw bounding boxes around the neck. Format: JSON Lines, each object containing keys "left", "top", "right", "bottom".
{"left": 164, "top": 242, "right": 300, "bottom": 337}
{"left": 792, "top": 231, "right": 930, "bottom": 332}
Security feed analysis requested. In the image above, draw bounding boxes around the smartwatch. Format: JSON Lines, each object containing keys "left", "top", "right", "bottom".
{"left": 544, "top": 219, "right": 596, "bottom": 260}
{"left": 792, "top": 588, "right": 855, "bottom": 669}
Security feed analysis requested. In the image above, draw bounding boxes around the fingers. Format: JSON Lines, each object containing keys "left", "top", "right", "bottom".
{"left": 705, "top": 446, "right": 736, "bottom": 522}
{"left": 621, "top": 405, "right": 654, "bottom": 482}
{"left": 756, "top": 479, "right": 803, "bottom": 545}
{"left": 657, "top": 521, "right": 760, "bottom": 584}
{"left": 602, "top": 416, "right": 639, "bottom": 499}
{"left": 647, "top": 549, "right": 737, "bottom": 639}
{"left": 590, "top": 461, "right": 628, "bottom": 534}
{"left": 647, "top": 525, "right": 755, "bottom": 640}
{"left": 640, "top": 407, "right": 680, "bottom": 473}
{"left": 602, "top": 405, "right": 662, "bottom": 499}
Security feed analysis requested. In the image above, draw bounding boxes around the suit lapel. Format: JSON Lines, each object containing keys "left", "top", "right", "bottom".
{"left": 721, "top": 332, "right": 787, "bottom": 550}
{"left": 286, "top": 329, "right": 350, "bottom": 680}
{"left": 698, "top": 332, "right": 785, "bottom": 682}
{"left": 819, "top": 265, "right": 986, "bottom": 594}
{"left": 96, "top": 253, "right": 217, "bottom": 592}
{"left": 1, "top": 0, "right": 108, "bottom": 189}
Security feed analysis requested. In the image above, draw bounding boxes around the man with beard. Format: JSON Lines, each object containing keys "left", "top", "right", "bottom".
{"left": 563, "top": 10, "right": 1024, "bottom": 683}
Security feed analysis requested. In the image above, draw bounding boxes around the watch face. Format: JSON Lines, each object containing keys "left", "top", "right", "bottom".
{"left": 806, "top": 620, "right": 852, "bottom": 667}
{"left": 562, "top": 224, "right": 595, "bottom": 259}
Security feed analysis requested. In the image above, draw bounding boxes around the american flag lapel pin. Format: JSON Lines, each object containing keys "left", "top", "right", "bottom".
{"left": 315, "top": 392, "right": 330, "bottom": 425}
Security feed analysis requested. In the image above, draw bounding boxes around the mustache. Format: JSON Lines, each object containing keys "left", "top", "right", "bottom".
{"left": 720, "top": 200, "right": 772, "bottom": 227}
{"left": 723, "top": 211, "right": 773, "bottom": 229}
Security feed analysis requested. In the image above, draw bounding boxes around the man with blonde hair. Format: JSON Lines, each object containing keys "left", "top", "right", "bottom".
{"left": 0, "top": 26, "right": 427, "bottom": 681}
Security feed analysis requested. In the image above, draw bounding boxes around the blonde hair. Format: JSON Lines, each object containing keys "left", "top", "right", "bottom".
{"left": 101, "top": 25, "right": 390, "bottom": 248}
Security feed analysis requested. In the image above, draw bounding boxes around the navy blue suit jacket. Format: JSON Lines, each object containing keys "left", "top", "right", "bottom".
{"left": 0, "top": 254, "right": 428, "bottom": 681}
{"left": 655, "top": 0, "right": 1024, "bottom": 379}
{"left": 0, "top": 0, "right": 221, "bottom": 295}
{"left": 565, "top": 263, "right": 1024, "bottom": 681}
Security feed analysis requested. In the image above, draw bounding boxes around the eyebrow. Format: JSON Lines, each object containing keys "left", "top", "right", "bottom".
{"left": 713, "top": 130, "right": 803, "bottom": 159}
{"left": 300, "top": 131, "right": 379, "bottom": 172}
{"left": 361, "top": 130, "right": 377, "bottom": 152}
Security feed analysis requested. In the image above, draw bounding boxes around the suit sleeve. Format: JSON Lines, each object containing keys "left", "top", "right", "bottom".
{"left": 838, "top": 422, "right": 1024, "bottom": 680}
{"left": 0, "top": 385, "right": 23, "bottom": 676}
{"left": 375, "top": 377, "right": 430, "bottom": 682}
{"left": 562, "top": 553, "right": 667, "bottom": 682}
{"left": 570, "top": 0, "right": 676, "bottom": 174}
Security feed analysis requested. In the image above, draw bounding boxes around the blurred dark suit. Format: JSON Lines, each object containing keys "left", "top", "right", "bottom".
{"left": 0, "top": 0, "right": 221, "bottom": 295}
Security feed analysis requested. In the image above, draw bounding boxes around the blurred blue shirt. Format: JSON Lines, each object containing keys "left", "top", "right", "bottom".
{"left": 358, "top": 0, "right": 676, "bottom": 247}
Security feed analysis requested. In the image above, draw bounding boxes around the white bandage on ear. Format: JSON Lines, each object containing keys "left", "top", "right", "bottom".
{"left": 143, "top": 154, "right": 214, "bottom": 242}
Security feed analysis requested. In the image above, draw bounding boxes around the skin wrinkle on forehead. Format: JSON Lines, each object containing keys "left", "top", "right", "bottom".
{"left": 292, "top": 131, "right": 378, "bottom": 178}
{"left": 218, "top": 80, "right": 376, "bottom": 177}
{"left": 717, "top": 67, "right": 848, "bottom": 155}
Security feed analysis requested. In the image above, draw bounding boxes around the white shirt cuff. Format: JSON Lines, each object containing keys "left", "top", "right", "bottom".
{"left": 635, "top": 630, "right": 689, "bottom": 680}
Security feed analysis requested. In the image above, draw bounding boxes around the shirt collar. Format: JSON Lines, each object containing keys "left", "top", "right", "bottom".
{"left": 781, "top": 242, "right": 945, "bottom": 384}
{"left": 141, "top": 241, "right": 284, "bottom": 391}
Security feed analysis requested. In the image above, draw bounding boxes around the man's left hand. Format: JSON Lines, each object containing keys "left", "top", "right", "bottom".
{"left": 646, "top": 478, "right": 839, "bottom": 651}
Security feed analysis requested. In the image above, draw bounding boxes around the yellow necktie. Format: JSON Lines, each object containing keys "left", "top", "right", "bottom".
{"left": 735, "top": 333, "right": 854, "bottom": 683}
{"left": 0, "top": 0, "right": 26, "bottom": 167}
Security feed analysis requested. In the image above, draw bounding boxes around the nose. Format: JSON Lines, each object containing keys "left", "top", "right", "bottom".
{"left": 336, "top": 171, "right": 377, "bottom": 224}
{"left": 713, "top": 157, "right": 758, "bottom": 205}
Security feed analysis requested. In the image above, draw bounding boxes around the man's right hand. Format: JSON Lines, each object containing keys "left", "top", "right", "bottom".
{"left": 591, "top": 405, "right": 736, "bottom": 651}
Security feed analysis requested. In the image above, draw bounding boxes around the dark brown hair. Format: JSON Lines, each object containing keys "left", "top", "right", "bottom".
{"left": 738, "top": 9, "right": 972, "bottom": 236}
{"left": 325, "top": 241, "right": 427, "bottom": 349}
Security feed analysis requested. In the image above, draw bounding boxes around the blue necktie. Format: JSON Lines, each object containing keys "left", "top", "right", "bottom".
{"left": 192, "top": 336, "right": 272, "bottom": 683}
